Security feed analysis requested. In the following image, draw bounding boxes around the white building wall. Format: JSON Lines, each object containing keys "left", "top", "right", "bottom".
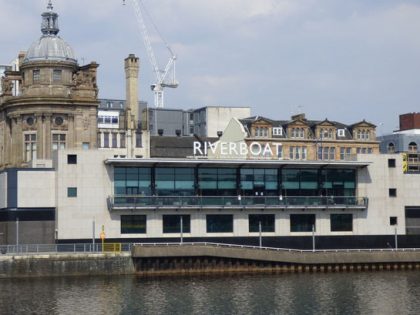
{"left": 17, "top": 171, "right": 55, "bottom": 208}
{"left": 357, "top": 154, "right": 408, "bottom": 235}
{"left": 205, "top": 107, "right": 251, "bottom": 138}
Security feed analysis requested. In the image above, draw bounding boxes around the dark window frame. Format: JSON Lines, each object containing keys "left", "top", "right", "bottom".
{"left": 67, "top": 154, "right": 77, "bottom": 164}
{"left": 67, "top": 187, "right": 77, "bottom": 197}
{"left": 389, "top": 188, "right": 397, "bottom": 197}
{"left": 330, "top": 213, "right": 353, "bottom": 232}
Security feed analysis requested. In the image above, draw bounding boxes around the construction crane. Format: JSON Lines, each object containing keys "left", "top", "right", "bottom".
{"left": 123, "top": 0, "right": 178, "bottom": 108}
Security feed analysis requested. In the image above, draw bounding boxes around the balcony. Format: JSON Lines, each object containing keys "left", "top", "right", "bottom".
{"left": 107, "top": 195, "right": 368, "bottom": 211}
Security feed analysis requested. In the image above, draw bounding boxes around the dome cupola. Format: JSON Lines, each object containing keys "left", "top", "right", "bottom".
{"left": 23, "top": 1, "right": 76, "bottom": 64}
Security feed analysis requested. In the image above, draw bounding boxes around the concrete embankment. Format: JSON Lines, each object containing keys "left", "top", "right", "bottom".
{"left": 2, "top": 245, "right": 420, "bottom": 278}
{"left": 0, "top": 252, "right": 135, "bottom": 278}
{"left": 132, "top": 244, "right": 420, "bottom": 276}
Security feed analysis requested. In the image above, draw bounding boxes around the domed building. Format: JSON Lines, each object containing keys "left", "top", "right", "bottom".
{"left": 0, "top": 1, "right": 99, "bottom": 168}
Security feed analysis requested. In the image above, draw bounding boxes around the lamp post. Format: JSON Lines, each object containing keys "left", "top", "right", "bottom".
{"left": 395, "top": 226, "right": 398, "bottom": 250}
{"left": 16, "top": 217, "right": 19, "bottom": 249}
{"left": 259, "top": 221, "right": 262, "bottom": 248}
{"left": 312, "top": 224, "right": 315, "bottom": 252}
{"left": 180, "top": 215, "right": 183, "bottom": 245}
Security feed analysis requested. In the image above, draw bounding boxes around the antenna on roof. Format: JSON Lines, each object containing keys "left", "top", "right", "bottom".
{"left": 47, "top": 0, "right": 53, "bottom": 11}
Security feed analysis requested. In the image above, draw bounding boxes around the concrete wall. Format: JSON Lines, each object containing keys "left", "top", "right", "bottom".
{"left": 358, "top": 154, "right": 411, "bottom": 235}
{"left": 56, "top": 150, "right": 114, "bottom": 240}
{"left": 1, "top": 221, "right": 55, "bottom": 245}
{"left": 17, "top": 170, "right": 55, "bottom": 208}
{"left": 0, "top": 253, "right": 134, "bottom": 278}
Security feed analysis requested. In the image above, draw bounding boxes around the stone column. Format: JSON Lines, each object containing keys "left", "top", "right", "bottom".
{"left": 35, "top": 113, "right": 44, "bottom": 160}
{"left": 44, "top": 114, "right": 52, "bottom": 159}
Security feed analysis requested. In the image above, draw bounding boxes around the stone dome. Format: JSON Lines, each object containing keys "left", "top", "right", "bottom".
{"left": 24, "top": 35, "right": 76, "bottom": 63}
{"left": 24, "top": 35, "right": 77, "bottom": 62}
{"left": 23, "top": 1, "right": 77, "bottom": 64}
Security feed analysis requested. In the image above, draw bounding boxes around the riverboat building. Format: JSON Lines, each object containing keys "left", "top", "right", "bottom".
{"left": 1, "top": 2, "right": 420, "bottom": 249}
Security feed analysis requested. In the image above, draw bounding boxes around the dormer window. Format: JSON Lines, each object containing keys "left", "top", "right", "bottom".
{"left": 272, "top": 127, "right": 283, "bottom": 136}
{"left": 319, "top": 128, "right": 333, "bottom": 139}
{"left": 254, "top": 127, "right": 268, "bottom": 137}
{"left": 337, "top": 129, "right": 345, "bottom": 137}
{"left": 356, "top": 129, "right": 370, "bottom": 140}
{"left": 291, "top": 127, "right": 305, "bottom": 139}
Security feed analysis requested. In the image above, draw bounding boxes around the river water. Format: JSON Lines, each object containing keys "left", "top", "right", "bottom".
{"left": 1, "top": 271, "right": 420, "bottom": 315}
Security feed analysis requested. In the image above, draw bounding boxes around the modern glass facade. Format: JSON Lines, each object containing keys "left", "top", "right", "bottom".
{"left": 114, "top": 167, "right": 356, "bottom": 198}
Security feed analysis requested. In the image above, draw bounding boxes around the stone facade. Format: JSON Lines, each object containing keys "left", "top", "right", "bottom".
{"left": 0, "top": 3, "right": 99, "bottom": 169}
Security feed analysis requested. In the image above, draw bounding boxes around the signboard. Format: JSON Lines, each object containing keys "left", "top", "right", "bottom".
{"left": 193, "top": 141, "right": 282, "bottom": 157}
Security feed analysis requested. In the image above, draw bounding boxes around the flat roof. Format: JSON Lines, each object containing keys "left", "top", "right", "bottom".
{"left": 104, "top": 158, "right": 370, "bottom": 169}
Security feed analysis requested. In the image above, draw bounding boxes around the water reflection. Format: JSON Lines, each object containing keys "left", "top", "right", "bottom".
{"left": 1, "top": 272, "right": 420, "bottom": 314}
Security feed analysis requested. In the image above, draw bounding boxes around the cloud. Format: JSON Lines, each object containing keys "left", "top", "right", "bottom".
{"left": 1, "top": 0, "right": 420, "bottom": 133}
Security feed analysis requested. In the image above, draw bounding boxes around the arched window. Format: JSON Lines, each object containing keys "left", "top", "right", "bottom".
{"left": 409, "top": 142, "right": 417, "bottom": 152}
{"left": 387, "top": 143, "right": 395, "bottom": 153}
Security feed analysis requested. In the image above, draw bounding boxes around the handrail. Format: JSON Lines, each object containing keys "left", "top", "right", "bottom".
{"left": 109, "top": 195, "right": 368, "bottom": 209}
{"left": 0, "top": 243, "right": 133, "bottom": 255}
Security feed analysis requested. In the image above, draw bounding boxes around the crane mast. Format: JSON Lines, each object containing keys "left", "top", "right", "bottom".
{"left": 123, "top": 0, "right": 178, "bottom": 108}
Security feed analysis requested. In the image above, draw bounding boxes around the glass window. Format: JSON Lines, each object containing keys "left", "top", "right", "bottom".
{"left": 67, "top": 187, "right": 77, "bottom": 197}
{"left": 387, "top": 143, "right": 395, "bottom": 153}
{"left": 24, "top": 133, "right": 37, "bottom": 161}
{"left": 409, "top": 142, "right": 417, "bottom": 152}
{"left": 199, "top": 168, "right": 236, "bottom": 196}
{"left": 156, "top": 168, "right": 194, "bottom": 196}
{"left": 249, "top": 214, "right": 275, "bottom": 232}
{"left": 120, "top": 133, "right": 126, "bottom": 148}
{"left": 82, "top": 142, "right": 90, "bottom": 150}
{"left": 240, "top": 168, "right": 278, "bottom": 196}
{"left": 114, "top": 167, "right": 152, "bottom": 196}
{"left": 388, "top": 159, "right": 396, "bottom": 168}
{"left": 389, "top": 188, "right": 397, "bottom": 197}
{"left": 290, "top": 214, "right": 315, "bottom": 232}
{"left": 390, "top": 216, "right": 398, "bottom": 226}
{"left": 121, "top": 215, "right": 146, "bottom": 234}
{"left": 67, "top": 154, "right": 77, "bottom": 164}
{"left": 112, "top": 133, "right": 117, "bottom": 148}
{"left": 163, "top": 215, "right": 191, "bottom": 233}
{"left": 52, "top": 133, "right": 66, "bottom": 151}
{"left": 330, "top": 214, "right": 353, "bottom": 232}
{"left": 33, "top": 69, "right": 40, "bottom": 83}
{"left": 206, "top": 215, "right": 233, "bottom": 233}
{"left": 52, "top": 69, "right": 62, "bottom": 83}
{"left": 103, "top": 132, "right": 109, "bottom": 148}
{"left": 136, "top": 132, "right": 142, "bottom": 147}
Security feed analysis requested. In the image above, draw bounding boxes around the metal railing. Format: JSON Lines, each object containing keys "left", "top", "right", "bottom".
{"left": 0, "top": 243, "right": 133, "bottom": 255}
{"left": 109, "top": 195, "right": 368, "bottom": 210}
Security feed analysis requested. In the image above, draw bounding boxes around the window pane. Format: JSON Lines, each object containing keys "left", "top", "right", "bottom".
{"left": 206, "top": 215, "right": 233, "bottom": 233}
{"left": 249, "top": 214, "right": 275, "bottom": 232}
{"left": 290, "top": 214, "right": 315, "bottom": 232}
{"left": 121, "top": 215, "right": 146, "bottom": 234}
{"left": 162, "top": 215, "right": 191, "bottom": 233}
{"left": 330, "top": 214, "right": 353, "bottom": 232}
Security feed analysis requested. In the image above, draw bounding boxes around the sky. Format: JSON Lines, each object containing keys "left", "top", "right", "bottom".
{"left": 2, "top": 0, "right": 420, "bottom": 134}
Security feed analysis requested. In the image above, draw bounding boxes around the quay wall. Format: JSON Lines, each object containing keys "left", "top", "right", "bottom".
{"left": 2, "top": 246, "right": 420, "bottom": 278}
{"left": 132, "top": 245, "right": 420, "bottom": 276}
{"left": 0, "top": 253, "right": 135, "bottom": 278}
